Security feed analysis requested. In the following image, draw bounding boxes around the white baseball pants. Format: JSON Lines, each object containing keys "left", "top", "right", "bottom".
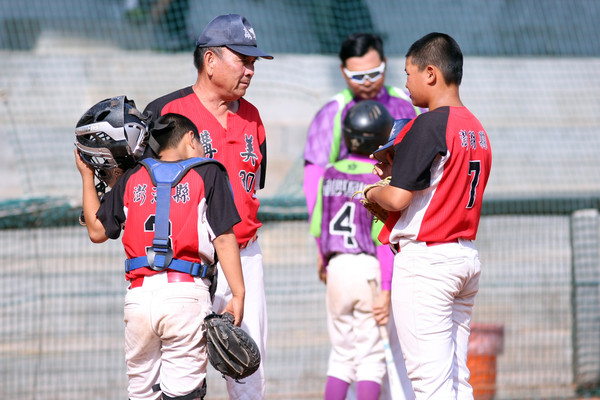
{"left": 212, "top": 239, "right": 267, "bottom": 400}
{"left": 326, "top": 253, "right": 386, "bottom": 384}
{"left": 124, "top": 273, "right": 212, "bottom": 400}
{"left": 391, "top": 239, "right": 481, "bottom": 400}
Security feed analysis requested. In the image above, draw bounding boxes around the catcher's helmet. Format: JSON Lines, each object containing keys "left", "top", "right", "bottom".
{"left": 343, "top": 100, "right": 394, "bottom": 156}
{"left": 75, "top": 95, "right": 149, "bottom": 190}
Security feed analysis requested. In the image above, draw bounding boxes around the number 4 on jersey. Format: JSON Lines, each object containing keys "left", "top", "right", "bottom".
{"left": 329, "top": 202, "right": 358, "bottom": 248}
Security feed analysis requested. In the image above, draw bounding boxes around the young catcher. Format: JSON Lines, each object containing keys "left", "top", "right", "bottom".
{"left": 310, "top": 100, "right": 396, "bottom": 400}
{"left": 365, "top": 33, "right": 492, "bottom": 399}
{"left": 75, "top": 107, "right": 245, "bottom": 400}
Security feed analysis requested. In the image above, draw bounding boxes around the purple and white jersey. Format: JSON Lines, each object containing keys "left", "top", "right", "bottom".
{"left": 303, "top": 86, "right": 424, "bottom": 217}
{"left": 309, "top": 155, "right": 383, "bottom": 262}
{"left": 304, "top": 86, "right": 423, "bottom": 169}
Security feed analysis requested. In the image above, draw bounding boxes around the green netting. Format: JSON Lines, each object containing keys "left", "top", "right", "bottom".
{"left": 1, "top": 1, "right": 600, "bottom": 399}
{"left": 1, "top": 0, "right": 599, "bottom": 55}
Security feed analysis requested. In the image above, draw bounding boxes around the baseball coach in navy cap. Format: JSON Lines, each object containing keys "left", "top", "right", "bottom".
{"left": 196, "top": 13, "right": 273, "bottom": 60}
{"left": 143, "top": 11, "right": 274, "bottom": 400}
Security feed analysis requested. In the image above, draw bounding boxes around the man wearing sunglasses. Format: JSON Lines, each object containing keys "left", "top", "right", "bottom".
{"left": 303, "top": 32, "right": 421, "bottom": 400}
{"left": 304, "top": 32, "right": 423, "bottom": 216}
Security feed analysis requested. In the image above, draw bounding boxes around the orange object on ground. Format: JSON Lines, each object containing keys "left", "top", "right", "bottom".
{"left": 467, "top": 323, "right": 504, "bottom": 400}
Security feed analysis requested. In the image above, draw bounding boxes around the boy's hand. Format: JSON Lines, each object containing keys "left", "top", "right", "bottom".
{"left": 75, "top": 148, "right": 109, "bottom": 243}
{"left": 213, "top": 230, "right": 245, "bottom": 326}
{"left": 371, "top": 152, "right": 393, "bottom": 178}
{"left": 203, "top": 312, "right": 261, "bottom": 380}
{"left": 74, "top": 149, "right": 95, "bottom": 179}
{"left": 352, "top": 177, "right": 391, "bottom": 222}
{"left": 224, "top": 295, "right": 244, "bottom": 327}
{"left": 317, "top": 255, "right": 327, "bottom": 284}
{"left": 373, "top": 290, "right": 391, "bottom": 325}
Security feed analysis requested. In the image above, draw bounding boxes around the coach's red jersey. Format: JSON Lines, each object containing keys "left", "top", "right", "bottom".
{"left": 379, "top": 106, "right": 492, "bottom": 246}
{"left": 144, "top": 87, "right": 267, "bottom": 246}
{"left": 97, "top": 162, "right": 241, "bottom": 280}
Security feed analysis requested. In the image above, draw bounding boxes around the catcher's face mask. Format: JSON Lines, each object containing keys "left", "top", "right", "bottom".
{"left": 74, "top": 96, "right": 149, "bottom": 191}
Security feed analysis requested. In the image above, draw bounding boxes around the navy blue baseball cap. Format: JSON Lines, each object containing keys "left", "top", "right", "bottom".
{"left": 372, "top": 118, "right": 411, "bottom": 163}
{"left": 196, "top": 14, "right": 273, "bottom": 60}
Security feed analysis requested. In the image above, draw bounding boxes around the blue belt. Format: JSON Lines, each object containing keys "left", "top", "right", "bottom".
{"left": 125, "top": 256, "right": 216, "bottom": 278}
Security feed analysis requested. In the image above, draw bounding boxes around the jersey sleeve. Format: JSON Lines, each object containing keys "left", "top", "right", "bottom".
{"left": 141, "top": 87, "right": 195, "bottom": 160}
{"left": 143, "top": 87, "right": 194, "bottom": 123}
{"left": 96, "top": 166, "right": 141, "bottom": 239}
{"left": 257, "top": 116, "right": 267, "bottom": 190}
{"left": 197, "top": 163, "right": 242, "bottom": 238}
{"left": 304, "top": 100, "right": 339, "bottom": 168}
{"left": 371, "top": 217, "right": 393, "bottom": 290}
{"left": 308, "top": 176, "right": 325, "bottom": 239}
{"left": 142, "top": 99, "right": 162, "bottom": 126}
{"left": 376, "top": 244, "right": 394, "bottom": 291}
{"left": 303, "top": 162, "right": 325, "bottom": 217}
{"left": 390, "top": 110, "right": 449, "bottom": 191}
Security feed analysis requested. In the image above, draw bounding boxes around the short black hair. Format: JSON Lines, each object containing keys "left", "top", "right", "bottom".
{"left": 151, "top": 113, "right": 199, "bottom": 153}
{"left": 406, "top": 32, "right": 463, "bottom": 86}
{"left": 193, "top": 46, "right": 223, "bottom": 71}
{"left": 339, "top": 33, "right": 384, "bottom": 66}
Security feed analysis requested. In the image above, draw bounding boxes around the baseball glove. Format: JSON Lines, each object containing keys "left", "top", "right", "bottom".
{"left": 352, "top": 176, "right": 391, "bottom": 222}
{"left": 203, "top": 312, "right": 261, "bottom": 381}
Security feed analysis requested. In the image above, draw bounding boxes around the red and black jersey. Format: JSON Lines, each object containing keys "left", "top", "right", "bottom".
{"left": 379, "top": 106, "right": 492, "bottom": 245}
{"left": 143, "top": 87, "right": 267, "bottom": 245}
{"left": 97, "top": 162, "right": 241, "bottom": 280}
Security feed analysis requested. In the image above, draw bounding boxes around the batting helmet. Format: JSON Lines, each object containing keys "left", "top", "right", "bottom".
{"left": 343, "top": 100, "right": 394, "bottom": 156}
{"left": 75, "top": 95, "right": 149, "bottom": 191}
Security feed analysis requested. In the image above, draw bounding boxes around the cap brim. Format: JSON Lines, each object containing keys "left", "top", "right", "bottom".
{"left": 227, "top": 44, "right": 273, "bottom": 59}
{"left": 371, "top": 118, "right": 412, "bottom": 163}
{"left": 372, "top": 138, "right": 396, "bottom": 163}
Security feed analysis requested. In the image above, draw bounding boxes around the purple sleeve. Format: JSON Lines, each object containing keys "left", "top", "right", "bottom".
{"left": 377, "top": 244, "right": 394, "bottom": 291}
{"left": 303, "top": 162, "right": 324, "bottom": 217}
{"left": 303, "top": 100, "right": 340, "bottom": 168}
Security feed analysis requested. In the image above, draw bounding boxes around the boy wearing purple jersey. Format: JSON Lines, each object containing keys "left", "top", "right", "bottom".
{"left": 309, "top": 101, "right": 399, "bottom": 400}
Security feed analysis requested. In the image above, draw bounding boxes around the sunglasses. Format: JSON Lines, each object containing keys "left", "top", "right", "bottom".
{"left": 343, "top": 62, "right": 386, "bottom": 84}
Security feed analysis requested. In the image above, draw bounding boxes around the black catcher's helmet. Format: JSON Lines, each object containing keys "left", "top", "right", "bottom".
{"left": 74, "top": 95, "right": 149, "bottom": 194}
{"left": 343, "top": 100, "right": 394, "bottom": 156}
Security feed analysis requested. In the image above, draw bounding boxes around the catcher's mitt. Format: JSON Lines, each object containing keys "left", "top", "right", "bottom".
{"left": 352, "top": 176, "right": 391, "bottom": 222}
{"left": 203, "top": 312, "right": 261, "bottom": 381}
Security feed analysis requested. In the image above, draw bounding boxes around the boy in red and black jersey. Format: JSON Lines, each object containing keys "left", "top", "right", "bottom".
{"left": 366, "top": 33, "right": 492, "bottom": 399}
{"left": 76, "top": 112, "right": 244, "bottom": 400}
